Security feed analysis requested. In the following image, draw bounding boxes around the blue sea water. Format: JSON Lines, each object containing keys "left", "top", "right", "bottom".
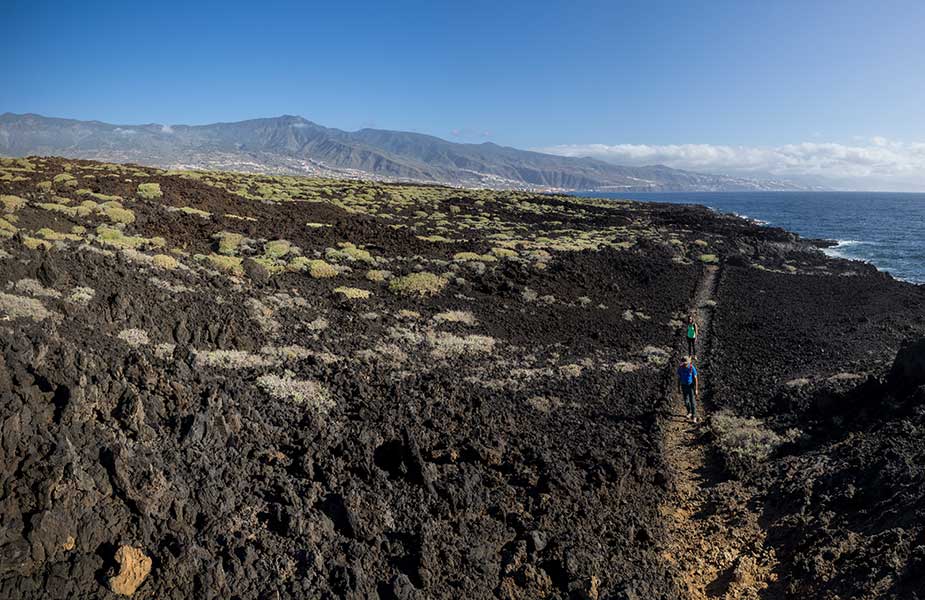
{"left": 573, "top": 191, "right": 925, "bottom": 285}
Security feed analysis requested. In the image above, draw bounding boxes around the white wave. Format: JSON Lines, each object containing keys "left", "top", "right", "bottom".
{"left": 732, "top": 212, "right": 770, "bottom": 226}
{"left": 822, "top": 240, "right": 872, "bottom": 262}
{"left": 707, "top": 206, "right": 771, "bottom": 226}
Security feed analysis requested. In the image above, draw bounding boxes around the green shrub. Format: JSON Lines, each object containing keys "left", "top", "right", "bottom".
{"left": 1, "top": 195, "right": 26, "bottom": 213}
{"left": 53, "top": 173, "right": 78, "bottom": 188}
{"left": 0, "top": 292, "right": 58, "bottom": 321}
{"left": 308, "top": 259, "right": 338, "bottom": 278}
{"left": 433, "top": 310, "right": 477, "bottom": 325}
{"left": 699, "top": 254, "right": 719, "bottom": 264}
{"left": 0, "top": 218, "right": 19, "bottom": 238}
{"left": 10, "top": 278, "right": 61, "bottom": 298}
{"left": 117, "top": 328, "right": 150, "bottom": 348}
{"left": 710, "top": 411, "right": 799, "bottom": 479}
{"left": 365, "top": 269, "right": 391, "bottom": 282}
{"left": 152, "top": 254, "right": 179, "bottom": 270}
{"left": 417, "top": 234, "right": 456, "bottom": 243}
{"left": 225, "top": 213, "right": 257, "bottom": 222}
{"left": 256, "top": 373, "right": 334, "bottom": 414}
{"left": 453, "top": 251, "right": 496, "bottom": 262}
{"left": 339, "top": 243, "right": 374, "bottom": 263}
{"left": 99, "top": 202, "right": 136, "bottom": 224}
{"left": 253, "top": 256, "right": 287, "bottom": 274}
{"left": 286, "top": 256, "right": 311, "bottom": 272}
{"left": 204, "top": 253, "right": 244, "bottom": 275}
{"left": 35, "top": 227, "right": 81, "bottom": 241}
{"left": 427, "top": 331, "right": 495, "bottom": 359}
{"left": 389, "top": 272, "right": 447, "bottom": 297}
{"left": 326, "top": 242, "right": 373, "bottom": 263}
{"left": 67, "top": 286, "right": 95, "bottom": 306}
{"left": 264, "top": 239, "right": 292, "bottom": 258}
{"left": 213, "top": 231, "right": 245, "bottom": 255}
{"left": 137, "top": 182, "right": 162, "bottom": 199}
{"left": 640, "top": 345, "right": 670, "bottom": 366}
{"left": 334, "top": 286, "right": 371, "bottom": 299}
{"left": 194, "top": 349, "right": 274, "bottom": 369}
{"left": 490, "top": 247, "right": 518, "bottom": 258}
{"left": 96, "top": 225, "right": 165, "bottom": 250}
{"left": 23, "top": 237, "right": 53, "bottom": 250}
{"left": 168, "top": 206, "right": 211, "bottom": 218}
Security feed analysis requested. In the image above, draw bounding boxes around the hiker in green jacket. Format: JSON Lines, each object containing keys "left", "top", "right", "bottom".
{"left": 686, "top": 314, "right": 698, "bottom": 357}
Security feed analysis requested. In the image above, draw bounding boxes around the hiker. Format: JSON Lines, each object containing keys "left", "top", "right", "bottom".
{"left": 677, "top": 356, "right": 699, "bottom": 422}
{"left": 686, "top": 314, "right": 698, "bottom": 357}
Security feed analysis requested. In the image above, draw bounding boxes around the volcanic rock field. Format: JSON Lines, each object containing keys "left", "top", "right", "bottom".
{"left": 0, "top": 156, "right": 923, "bottom": 599}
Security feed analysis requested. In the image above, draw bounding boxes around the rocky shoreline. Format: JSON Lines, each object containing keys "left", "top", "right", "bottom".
{"left": 1, "top": 156, "right": 923, "bottom": 599}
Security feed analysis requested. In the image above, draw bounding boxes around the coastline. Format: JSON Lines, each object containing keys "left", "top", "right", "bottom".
{"left": 573, "top": 190, "right": 925, "bottom": 286}
{"left": 1, "top": 157, "right": 923, "bottom": 598}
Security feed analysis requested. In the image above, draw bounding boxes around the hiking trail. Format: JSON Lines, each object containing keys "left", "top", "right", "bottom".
{"left": 659, "top": 265, "right": 781, "bottom": 599}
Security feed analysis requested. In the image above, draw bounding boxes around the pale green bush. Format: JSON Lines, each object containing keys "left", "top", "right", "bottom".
{"left": 389, "top": 272, "right": 447, "bottom": 297}
{"left": 137, "top": 182, "right": 162, "bottom": 199}
{"left": 433, "top": 310, "right": 477, "bottom": 326}
{"left": 117, "top": 328, "right": 150, "bottom": 348}
{"left": 256, "top": 373, "right": 334, "bottom": 415}
{"left": 264, "top": 239, "right": 292, "bottom": 258}
{"left": 194, "top": 349, "right": 274, "bottom": 369}
{"left": 308, "top": 259, "right": 338, "bottom": 279}
{"left": 711, "top": 411, "right": 799, "bottom": 478}
{"left": 151, "top": 254, "right": 179, "bottom": 270}
{"left": 365, "top": 269, "right": 391, "bottom": 282}
{"left": 0, "top": 292, "right": 57, "bottom": 321}
{"left": 213, "top": 231, "right": 245, "bottom": 255}
{"left": 427, "top": 331, "right": 495, "bottom": 359}
{"left": 334, "top": 286, "right": 371, "bottom": 300}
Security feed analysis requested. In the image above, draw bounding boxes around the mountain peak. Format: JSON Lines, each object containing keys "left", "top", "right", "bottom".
{"left": 0, "top": 113, "right": 812, "bottom": 192}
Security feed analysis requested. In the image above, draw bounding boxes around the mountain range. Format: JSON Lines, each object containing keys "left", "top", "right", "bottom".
{"left": 0, "top": 113, "right": 810, "bottom": 192}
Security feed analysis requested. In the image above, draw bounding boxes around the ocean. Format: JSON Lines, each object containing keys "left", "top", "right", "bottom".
{"left": 573, "top": 191, "right": 925, "bottom": 285}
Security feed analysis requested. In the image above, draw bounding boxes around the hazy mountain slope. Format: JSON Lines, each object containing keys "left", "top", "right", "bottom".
{"left": 0, "top": 113, "right": 809, "bottom": 191}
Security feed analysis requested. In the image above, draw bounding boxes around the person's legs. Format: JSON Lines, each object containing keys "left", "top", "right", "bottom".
{"left": 688, "top": 337, "right": 695, "bottom": 356}
{"left": 682, "top": 384, "right": 694, "bottom": 416}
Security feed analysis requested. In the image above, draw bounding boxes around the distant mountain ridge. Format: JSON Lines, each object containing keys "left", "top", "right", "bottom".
{"left": 0, "top": 113, "right": 812, "bottom": 192}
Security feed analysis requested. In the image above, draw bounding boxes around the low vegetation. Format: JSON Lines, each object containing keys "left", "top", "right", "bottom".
{"left": 710, "top": 410, "right": 799, "bottom": 479}
{"left": 204, "top": 253, "right": 244, "bottom": 275}
{"left": 307, "top": 259, "right": 338, "bottom": 279}
{"left": 334, "top": 286, "right": 371, "bottom": 300}
{"left": 137, "top": 182, "right": 163, "bottom": 199}
{"left": 389, "top": 272, "right": 447, "bottom": 297}
{"left": 255, "top": 373, "right": 334, "bottom": 414}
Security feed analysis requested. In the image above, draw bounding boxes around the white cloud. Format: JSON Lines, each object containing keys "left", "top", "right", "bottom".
{"left": 160, "top": 124, "right": 174, "bottom": 134}
{"left": 113, "top": 127, "right": 137, "bottom": 135}
{"left": 537, "top": 137, "right": 925, "bottom": 191}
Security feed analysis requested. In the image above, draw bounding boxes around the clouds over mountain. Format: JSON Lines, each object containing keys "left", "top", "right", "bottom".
{"left": 539, "top": 138, "right": 925, "bottom": 191}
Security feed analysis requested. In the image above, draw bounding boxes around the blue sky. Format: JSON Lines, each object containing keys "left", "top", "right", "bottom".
{"left": 3, "top": 0, "right": 925, "bottom": 188}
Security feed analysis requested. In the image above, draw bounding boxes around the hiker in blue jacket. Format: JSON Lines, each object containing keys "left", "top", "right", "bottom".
{"left": 677, "top": 356, "right": 699, "bottom": 422}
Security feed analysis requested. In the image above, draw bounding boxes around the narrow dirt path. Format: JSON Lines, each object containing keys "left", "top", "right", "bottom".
{"left": 659, "top": 266, "right": 780, "bottom": 599}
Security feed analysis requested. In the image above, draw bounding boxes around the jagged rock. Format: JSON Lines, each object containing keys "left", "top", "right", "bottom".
{"left": 891, "top": 337, "right": 925, "bottom": 390}
{"left": 108, "top": 545, "right": 151, "bottom": 596}
{"left": 242, "top": 258, "right": 269, "bottom": 285}
{"left": 390, "top": 574, "right": 418, "bottom": 600}
{"left": 36, "top": 258, "right": 60, "bottom": 287}
{"left": 173, "top": 318, "right": 192, "bottom": 345}
{"left": 528, "top": 530, "right": 547, "bottom": 553}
